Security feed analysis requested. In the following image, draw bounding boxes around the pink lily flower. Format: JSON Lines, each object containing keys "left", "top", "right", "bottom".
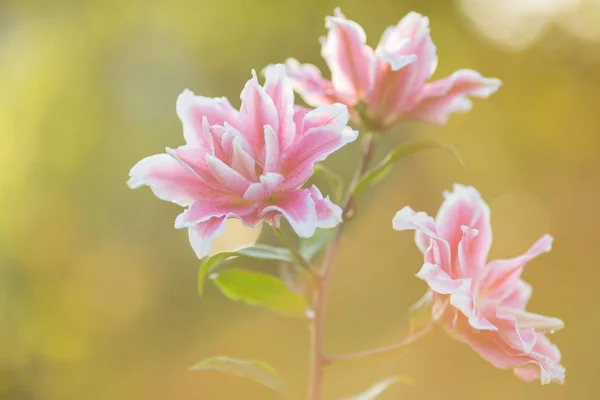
{"left": 286, "top": 9, "right": 501, "bottom": 131}
{"left": 393, "top": 184, "right": 565, "bottom": 384}
{"left": 128, "top": 64, "right": 357, "bottom": 258}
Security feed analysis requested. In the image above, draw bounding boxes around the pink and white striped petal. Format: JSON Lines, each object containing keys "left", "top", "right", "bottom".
{"left": 321, "top": 8, "right": 374, "bottom": 104}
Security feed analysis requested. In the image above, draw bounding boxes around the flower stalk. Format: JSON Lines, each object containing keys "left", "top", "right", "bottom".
{"left": 307, "top": 132, "right": 375, "bottom": 400}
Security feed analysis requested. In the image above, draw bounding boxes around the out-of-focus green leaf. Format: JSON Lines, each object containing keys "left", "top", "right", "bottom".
{"left": 197, "top": 245, "right": 294, "bottom": 296}
{"left": 198, "top": 252, "right": 236, "bottom": 296}
{"left": 190, "top": 356, "right": 287, "bottom": 393}
{"left": 345, "top": 376, "right": 413, "bottom": 399}
{"left": 313, "top": 163, "right": 344, "bottom": 203}
{"left": 211, "top": 269, "right": 309, "bottom": 317}
{"left": 354, "top": 140, "right": 464, "bottom": 195}
{"left": 299, "top": 228, "right": 334, "bottom": 261}
{"left": 409, "top": 290, "right": 433, "bottom": 335}
{"left": 278, "top": 262, "right": 309, "bottom": 295}
{"left": 237, "top": 244, "right": 295, "bottom": 262}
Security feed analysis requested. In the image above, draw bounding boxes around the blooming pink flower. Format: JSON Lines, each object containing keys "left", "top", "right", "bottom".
{"left": 393, "top": 184, "right": 565, "bottom": 384}
{"left": 128, "top": 64, "right": 357, "bottom": 258}
{"left": 286, "top": 9, "right": 501, "bottom": 131}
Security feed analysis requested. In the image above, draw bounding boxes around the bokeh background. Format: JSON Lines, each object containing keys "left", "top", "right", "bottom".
{"left": 1, "top": 0, "right": 599, "bottom": 399}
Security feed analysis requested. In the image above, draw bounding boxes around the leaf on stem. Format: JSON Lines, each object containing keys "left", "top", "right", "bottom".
{"left": 278, "top": 261, "right": 309, "bottom": 295}
{"left": 354, "top": 140, "right": 464, "bottom": 195}
{"left": 313, "top": 163, "right": 344, "bottom": 203}
{"left": 211, "top": 269, "right": 309, "bottom": 317}
{"left": 409, "top": 290, "right": 433, "bottom": 335}
{"left": 345, "top": 376, "right": 414, "bottom": 399}
{"left": 299, "top": 228, "right": 334, "bottom": 261}
{"left": 198, "top": 244, "right": 294, "bottom": 296}
{"left": 190, "top": 356, "right": 288, "bottom": 393}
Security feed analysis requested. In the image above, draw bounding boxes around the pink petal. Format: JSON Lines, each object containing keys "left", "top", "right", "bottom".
{"left": 498, "top": 307, "right": 564, "bottom": 334}
{"left": 188, "top": 216, "right": 228, "bottom": 259}
{"left": 435, "top": 184, "right": 492, "bottom": 278}
{"left": 280, "top": 104, "right": 357, "bottom": 190}
{"left": 501, "top": 279, "right": 533, "bottom": 310}
{"left": 378, "top": 12, "right": 437, "bottom": 85}
{"left": 508, "top": 327, "right": 538, "bottom": 354}
{"left": 292, "top": 105, "right": 310, "bottom": 133}
{"left": 514, "top": 360, "right": 565, "bottom": 385}
{"left": 450, "top": 315, "right": 564, "bottom": 384}
{"left": 514, "top": 335, "right": 565, "bottom": 384}
{"left": 408, "top": 69, "right": 501, "bottom": 125}
{"left": 263, "top": 64, "right": 296, "bottom": 151}
{"left": 518, "top": 336, "right": 565, "bottom": 384}
{"left": 165, "top": 145, "right": 218, "bottom": 187}
{"left": 239, "top": 70, "right": 280, "bottom": 155}
{"left": 285, "top": 58, "right": 338, "bottom": 107}
{"left": 308, "top": 185, "right": 342, "bottom": 228}
{"left": 211, "top": 122, "right": 254, "bottom": 163}
{"left": 393, "top": 206, "right": 452, "bottom": 273}
{"left": 243, "top": 173, "right": 284, "bottom": 202}
{"left": 174, "top": 197, "right": 257, "bottom": 229}
{"left": 230, "top": 136, "right": 258, "bottom": 181}
{"left": 468, "top": 310, "right": 498, "bottom": 331}
{"left": 261, "top": 189, "right": 318, "bottom": 238}
{"left": 176, "top": 89, "right": 239, "bottom": 147}
{"left": 128, "top": 154, "right": 205, "bottom": 207}
{"left": 321, "top": 8, "right": 374, "bottom": 104}
{"left": 367, "top": 13, "right": 436, "bottom": 129}
{"left": 479, "top": 235, "right": 553, "bottom": 303}
{"left": 263, "top": 125, "right": 280, "bottom": 173}
{"left": 416, "top": 262, "right": 463, "bottom": 295}
{"left": 301, "top": 102, "right": 349, "bottom": 132}
{"left": 457, "top": 225, "right": 480, "bottom": 278}
{"left": 205, "top": 154, "right": 251, "bottom": 195}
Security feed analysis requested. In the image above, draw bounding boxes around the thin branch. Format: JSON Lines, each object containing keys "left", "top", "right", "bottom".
{"left": 326, "top": 321, "right": 435, "bottom": 364}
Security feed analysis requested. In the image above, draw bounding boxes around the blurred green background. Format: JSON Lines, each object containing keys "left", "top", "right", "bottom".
{"left": 1, "top": 0, "right": 598, "bottom": 399}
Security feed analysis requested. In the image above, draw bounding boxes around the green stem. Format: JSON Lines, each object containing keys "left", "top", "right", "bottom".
{"left": 326, "top": 320, "right": 435, "bottom": 363}
{"left": 307, "top": 133, "right": 376, "bottom": 400}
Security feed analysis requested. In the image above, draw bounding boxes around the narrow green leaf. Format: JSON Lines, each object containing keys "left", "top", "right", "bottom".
{"left": 237, "top": 244, "right": 294, "bottom": 262}
{"left": 198, "top": 252, "right": 237, "bottom": 296}
{"left": 313, "top": 163, "right": 344, "bottom": 203}
{"left": 211, "top": 269, "right": 309, "bottom": 317}
{"left": 198, "top": 245, "right": 294, "bottom": 296}
{"left": 354, "top": 140, "right": 464, "bottom": 195}
{"left": 409, "top": 290, "right": 433, "bottom": 335}
{"left": 299, "top": 228, "right": 334, "bottom": 261}
{"left": 190, "top": 356, "right": 287, "bottom": 393}
{"left": 346, "top": 376, "right": 405, "bottom": 399}
{"left": 278, "top": 262, "right": 309, "bottom": 295}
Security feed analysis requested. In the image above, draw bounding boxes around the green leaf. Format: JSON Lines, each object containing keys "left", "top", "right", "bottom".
{"left": 198, "top": 252, "right": 237, "bottom": 296}
{"left": 278, "top": 262, "right": 309, "bottom": 295}
{"left": 198, "top": 245, "right": 294, "bottom": 296}
{"left": 190, "top": 356, "right": 287, "bottom": 393}
{"left": 354, "top": 140, "right": 464, "bottom": 195}
{"left": 299, "top": 228, "right": 334, "bottom": 261}
{"left": 211, "top": 269, "right": 309, "bottom": 317}
{"left": 345, "top": 376, "right": 412, "bottom": 399}
{"left": 237, "top": 244, "right": 295, "bottom": 262}
{"left": 409, "top": 290, "right": 433, "bottom": 335}
{"left": 313, "top": 163, "right": 344, "bottom": 203}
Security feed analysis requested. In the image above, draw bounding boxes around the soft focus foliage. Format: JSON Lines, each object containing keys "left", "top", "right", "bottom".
{"left": 1, "top": 0, "right": 598, "bottom": 399}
